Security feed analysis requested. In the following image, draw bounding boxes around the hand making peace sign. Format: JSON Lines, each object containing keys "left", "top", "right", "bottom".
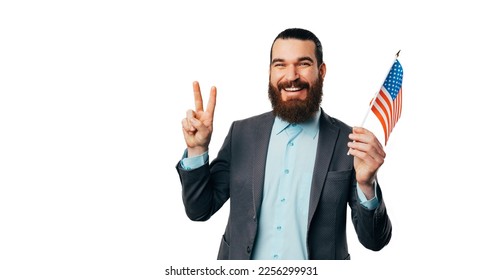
{"left": 182, "top": 81, "right": 217, "bottom": 157}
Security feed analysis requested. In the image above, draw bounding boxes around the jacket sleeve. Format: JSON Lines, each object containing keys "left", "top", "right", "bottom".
{"left": 349, "top": 181, "right": 392, "bottom": 251}
{"left": 175, "top": 123, "right": 234, "bottom": 221}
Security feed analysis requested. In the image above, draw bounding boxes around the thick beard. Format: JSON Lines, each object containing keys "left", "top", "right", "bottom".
{"left": 268, "top": 76, "right": 323, "bottom": 123}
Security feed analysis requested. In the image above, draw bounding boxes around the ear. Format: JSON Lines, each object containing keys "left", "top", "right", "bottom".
{"left": 319, "top": 63, "right": 326, "bottom": 79}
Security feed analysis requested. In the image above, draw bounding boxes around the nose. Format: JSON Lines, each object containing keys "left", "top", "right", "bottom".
{"left": 285, "top": 65, "right": 299, "bottom": 81}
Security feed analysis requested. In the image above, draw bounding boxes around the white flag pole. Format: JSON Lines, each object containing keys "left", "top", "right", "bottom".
{"left": 347, "top": 50, "right": 400, "bottom": 155}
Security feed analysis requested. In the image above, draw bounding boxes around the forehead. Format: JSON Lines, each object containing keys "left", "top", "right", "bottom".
{"left": 271, "top": 38, "right": 317, "bottom": 61}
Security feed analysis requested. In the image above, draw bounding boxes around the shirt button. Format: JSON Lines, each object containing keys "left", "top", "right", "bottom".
{"left": 284, "top": 169, "right": 289, "bottom": 174}
{"left": 276, "top": 226, "right": 282, "bottom": 231}
{"left": 273, "top": 254, "right": 279, "bottom": 259}
{"left": 281, "top": 198, "right": 286, "bottom": 202}
{"left": 289, "top": 142, "right": 294, "bottom": 147}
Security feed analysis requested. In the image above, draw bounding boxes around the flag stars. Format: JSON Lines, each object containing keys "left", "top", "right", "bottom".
{"left": 384, "top": 60, "right": 403, "bottom": 99}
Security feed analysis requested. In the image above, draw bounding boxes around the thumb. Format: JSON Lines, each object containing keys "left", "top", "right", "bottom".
{"left": 189, "top": 117, "right": 201, "bottom": 129}
{"left": 189, "top": 117, "right": 209, "bottom": 134}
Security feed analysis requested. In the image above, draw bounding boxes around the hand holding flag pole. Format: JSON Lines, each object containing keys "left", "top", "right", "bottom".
{"left": 348, "top": 51, "right": 403, "bottom": 155}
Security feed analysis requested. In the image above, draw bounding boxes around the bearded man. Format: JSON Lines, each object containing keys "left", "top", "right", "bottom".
{"left": 176, "top": 28, "right": 392, "bottom": 260}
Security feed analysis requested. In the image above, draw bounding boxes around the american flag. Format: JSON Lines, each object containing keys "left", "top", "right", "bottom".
{"left": 371, "top": 59, "right": 403, "bottom": 145}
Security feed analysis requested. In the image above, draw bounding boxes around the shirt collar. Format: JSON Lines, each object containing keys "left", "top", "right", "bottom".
{"left": 273, "top": 109, "right": 321, "bottom": 139}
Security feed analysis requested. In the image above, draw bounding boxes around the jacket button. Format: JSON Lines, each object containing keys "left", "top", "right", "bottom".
{"left": 246, "top": 246, "right": 251, "bottom": 254}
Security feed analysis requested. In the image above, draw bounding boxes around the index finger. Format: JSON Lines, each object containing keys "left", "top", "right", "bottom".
{"left": 193, "top": 81, "right": 204, "bottom": 112}
{"left": 205, "top": 86, "right": 217, "bottom": 117}
{"left": 351, "top": 126, "right": 384, "bottom": 151}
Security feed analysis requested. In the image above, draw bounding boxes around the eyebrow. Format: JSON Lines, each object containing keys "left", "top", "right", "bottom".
{"left": 271, "top": 56, "right": 315, "bottom": 65}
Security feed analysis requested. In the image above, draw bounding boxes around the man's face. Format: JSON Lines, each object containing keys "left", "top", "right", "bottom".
{"left": 269, "top": 38, "right": 326, "bottom": 123}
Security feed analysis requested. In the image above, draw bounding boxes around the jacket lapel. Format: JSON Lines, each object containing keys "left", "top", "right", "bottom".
{"left": 252, "top": 113, "right": 275, "bottom": 219}
{"left": 307, "top": 110, "right": 339, "bottom": 228}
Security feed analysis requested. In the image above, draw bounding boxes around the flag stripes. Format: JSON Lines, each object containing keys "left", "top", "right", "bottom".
{"left": 370, "top": 59, "right": 403, "bottom": 145}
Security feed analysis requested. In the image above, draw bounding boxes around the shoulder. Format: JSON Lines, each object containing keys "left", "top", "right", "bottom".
{"left": 318, "top": 109, "right": 352, "bottom": 137}
{"left": 221, "top": 111, "right": 275, "bottom": 140}
{"left": 322, "top": 110, "right": 352, "bottom": 132}
{"left": 234, "top": 111, "right": 273, "bottom": 124}
{"left": 230, "top": 111, "right": 274, "bottom": 129}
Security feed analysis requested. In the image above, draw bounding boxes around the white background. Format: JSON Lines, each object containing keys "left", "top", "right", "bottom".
{"left": 1, "top": 0, "right": 480, "bottom": 279}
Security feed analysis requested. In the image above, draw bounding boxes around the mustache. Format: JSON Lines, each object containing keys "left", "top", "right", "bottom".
{"left": 277, "top": 80, "right": 309, "bottom": 91}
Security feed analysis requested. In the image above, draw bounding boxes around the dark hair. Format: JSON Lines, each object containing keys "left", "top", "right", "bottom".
{"left": 270, "top": 28, "right": 323, "bottom": 66}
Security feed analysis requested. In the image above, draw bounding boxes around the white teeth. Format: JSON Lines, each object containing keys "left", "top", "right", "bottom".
{"left": 284, "top": 87, "right": 301, "bottom": 92}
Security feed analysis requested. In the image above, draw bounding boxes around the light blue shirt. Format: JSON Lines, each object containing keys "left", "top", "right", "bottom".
{"left": 180, "top": 110, "right": 379, "bottom": 260}
{"left": 251, "top": 112, "right": 319, "bottom": 260}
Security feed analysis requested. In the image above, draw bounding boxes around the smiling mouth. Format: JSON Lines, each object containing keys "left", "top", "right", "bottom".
{"left": 284, "top": 86, "right": 302, "bottom": 92}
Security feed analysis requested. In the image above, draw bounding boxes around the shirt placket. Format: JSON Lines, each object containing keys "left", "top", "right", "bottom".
{"left": 272, "top": 124, "right": 302, "bottom": 259}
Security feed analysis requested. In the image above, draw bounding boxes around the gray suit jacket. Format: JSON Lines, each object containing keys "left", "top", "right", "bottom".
{"left": 176, "top": 109, "right": 391, "bottom": 260}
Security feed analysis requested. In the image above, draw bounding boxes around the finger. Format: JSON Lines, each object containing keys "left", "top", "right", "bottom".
{"left": 189, "top": 116, "right": 208, "bottom": 136}
{"left": 193, "top": 81, "right": 204, "bottom": 112}
{"left": 186, "top": 109, "right": 197, "bottom": 132}
{"left": 356, "top": 139, "right": 385, "bottom": 158}
{"left": 349, "top": 127, "right": 384, "bottom": 151}
{"left": 353, "top": 126, "right": 368, "bottom": 134}
{"left": 348, "top": 141, "right": 385, "bottom": 168}
{"left": 205, "top": 86, "right": 217, "bottom": 117}
{"left": 349, "top": 126, "right": 371, "bottom": 141}
{"left": 348, "top": 146, "right": 381, "bottom": 169}
{"left": 353, "top": 149, "right": 384, "bottom": 171}
{"left": 348, "top": 140, "right": 384, "bottom": 159}
{"left": 349, "top": 133, "right": 382, "bottom": 152}
{"left": 182, "top": 117, "right": 194, "bottom": 132}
